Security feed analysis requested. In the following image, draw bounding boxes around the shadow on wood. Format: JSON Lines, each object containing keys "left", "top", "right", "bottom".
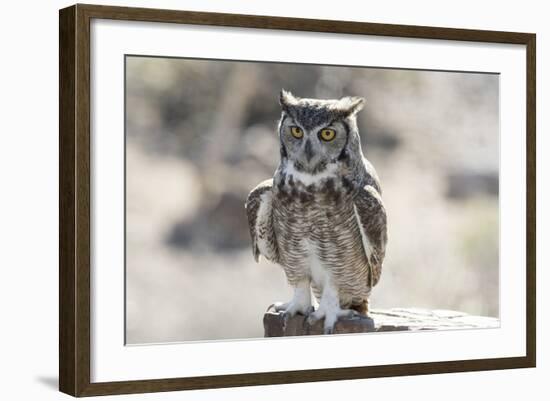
{"left": 264, "top": 307, "right": 499, "bottom": 337}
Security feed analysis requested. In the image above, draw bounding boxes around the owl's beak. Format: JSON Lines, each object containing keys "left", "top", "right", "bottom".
{"left": 303, "top": 139, "right": 314, "bottom": 163}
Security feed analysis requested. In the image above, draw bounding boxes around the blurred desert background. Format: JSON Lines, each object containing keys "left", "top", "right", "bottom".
{"left": 125, "top": 56, "right": 499, "bottom": 344}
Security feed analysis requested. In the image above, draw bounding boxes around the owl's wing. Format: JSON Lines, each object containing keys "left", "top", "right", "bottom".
{"left": 353, "top": 185, "right": 388, "bottom": 288}
{"left": 245, "top": 179, "right": 279, "bottom": 263}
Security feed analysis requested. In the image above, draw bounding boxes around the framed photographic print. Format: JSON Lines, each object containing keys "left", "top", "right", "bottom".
{"left": 59, "top": 3, "right": 536, "bottom": 397}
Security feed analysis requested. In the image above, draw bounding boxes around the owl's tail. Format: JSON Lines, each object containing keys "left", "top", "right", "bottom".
{"left": 350, "top": 300, "right": 369, "bottom": 315}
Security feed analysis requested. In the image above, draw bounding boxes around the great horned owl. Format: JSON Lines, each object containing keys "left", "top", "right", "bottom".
{"left": 246, "top": 90, "right": 387, "bottom": 334}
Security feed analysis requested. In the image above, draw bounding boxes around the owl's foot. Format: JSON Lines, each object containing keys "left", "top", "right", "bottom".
{"left": 268, "top": 280, "right": 313, "bottom": 328}
{"left": 307, "top": 277, "right": 364, "bottom": 334}
{"left": 307, "top": 307, "right": 361, "bottom": 334}
{"left": 268, "top": 302, "right": 314, "bottom": 330}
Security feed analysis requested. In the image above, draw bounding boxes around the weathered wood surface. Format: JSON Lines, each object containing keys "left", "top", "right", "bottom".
{"left": 264, "top": 307, "right": 499, "bottom": 337}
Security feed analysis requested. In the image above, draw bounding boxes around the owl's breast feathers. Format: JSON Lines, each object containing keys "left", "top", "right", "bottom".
{"left": 246, "top": 166, "right": 387, "bottom": 293}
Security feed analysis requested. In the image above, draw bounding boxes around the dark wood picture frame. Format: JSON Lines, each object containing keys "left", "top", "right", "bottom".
{"left": 59, "top": 3, "right": 536, "bottom": 397}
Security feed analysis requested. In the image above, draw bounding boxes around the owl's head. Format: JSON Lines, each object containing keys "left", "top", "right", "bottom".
{"left": 277, "top": 89, "right": 365, "bottom": 174}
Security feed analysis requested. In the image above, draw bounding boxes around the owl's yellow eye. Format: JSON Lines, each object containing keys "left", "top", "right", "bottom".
{"left": 290, "top": 126, "right": 303, "bottom": 138}
{"left": 319, "top": 128, "right": 336, "bottom": 141}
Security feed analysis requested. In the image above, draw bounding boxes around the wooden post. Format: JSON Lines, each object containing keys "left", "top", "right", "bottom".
{"left": 264, "top": 307, "right": 499, "bottom": 337}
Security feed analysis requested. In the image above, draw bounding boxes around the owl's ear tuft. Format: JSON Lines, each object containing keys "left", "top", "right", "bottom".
{"left": 279, "top": 89, "right": 297, "bottom": 111}
{"left": 339, "top": 96, "right": 365, "bottom": 116}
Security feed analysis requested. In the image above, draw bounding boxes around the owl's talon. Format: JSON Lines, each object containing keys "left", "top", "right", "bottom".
{"left": 324, "top": 326, "right": 334, "bottom": 335}
{"left": 281, "top": 311, "right": 292, "bottom": 329}
{"left": 268, "top": 301, "right": 290, "bottom": 313}
{"left": 306, "top": 310, "right": 323, "bottom": 326}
